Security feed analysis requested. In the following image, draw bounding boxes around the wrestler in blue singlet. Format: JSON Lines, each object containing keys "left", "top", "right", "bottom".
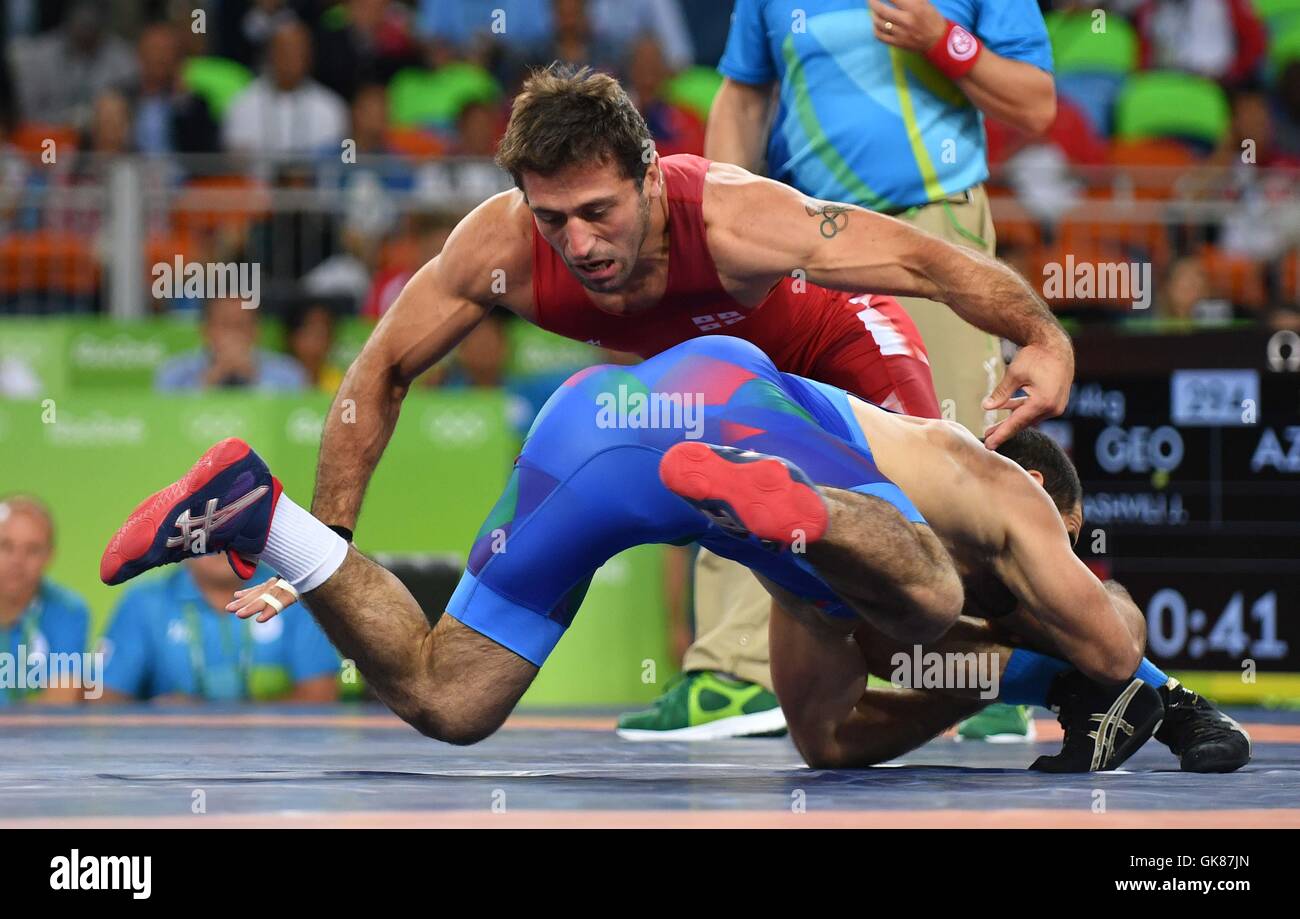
{"left": 444, "top": 336, "right": 926, "bottom": 665}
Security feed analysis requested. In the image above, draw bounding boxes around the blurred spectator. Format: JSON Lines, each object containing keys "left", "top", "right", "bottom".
{"left": 1134, "top": 0, "right": 1266, "bottom": 86}
{"left": 8, "top": 1, "right": 137, "bottom": 128}
{"left": 444, "top": 310, "right": 510, "bottom": 389}
{"left": 314, "top": 0, "right": 420, "bottom": 102}
{"left": 1155, "top": 256, "right": 1234, "bottom": 324}
{"left": 283, "top": 300, "right": 345, "bottom": 392}
{"left": 97, "top": 556, "right": 340, "bottom": 703}
{"left": 452, "top": 99, "right": 504, "bottom": 156}
{"left": 222, "top": 18, "right": 348, "bottom": 157}
{"left": 438, "top": 310, "right": 537, "bottom": 433}
{"left": 51, "top": 89, "right": 134, "bottom": 236}
{"left": 582, "top": 0, "right": 695, "bottom": 72}
{"left": 243, "top": 161, "right": 342, "bottom": 291}
{"left": 424, "top": 0, "right": 694, "bottom": 81}
{"left": 535, "top": 0, "right": 623, "bottom": 76}
{"left": 0, "top": 496, "right": 90, "bottom": 706}
{"left": 85, "top": 89, "right": 132, "bottom": 157}
{"left": 679, "top": 0, "right": 734, "bottom": 66}
{"left": 349, "top": 82, "right": 397, "bottom": 157}
{"left": 324, "top": 82, "right": 417, "bottom": 265}
{"left": 362, "top": 212, "right": 455, "bottom": 318}
{"left": 417, "top": 0, "right": 553, "bottom": 57}
{"left": 121, "top": 21, "right": 220, "bottom": 155}
{"left": 627, "top": 36, "right": 704, "bottom": 157}
{"left": 1184, "top": 88, "right": 1300, "bottom": 260}
{"left": 0, "top": 55, "right": 35, "bottom": 235}
{"left": 155, "top": 296, "right": 309, "bottom": 391}
{"left": 217, "top": 0, "right": 307, "bottom": 70}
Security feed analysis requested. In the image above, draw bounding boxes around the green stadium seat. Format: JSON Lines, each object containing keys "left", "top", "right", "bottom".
{"left": 1269, "top": 20, "right": 1300, "bottom": 72}
{"left": 1113, "top": 71, "right": 1231, "bottom": 147}
{"left": 181, "top": 56, "right": 254, "bottom": 119}
{"left": 389, "top": 63, "right": 502, "bottom": 129}
{"left": 1045, "top": 10, "right": 1139, "bottom": 76}
{"left": 1254, "top": 0, "right": 1300, "bottom": 31}
{"left": 663, "top": 67, "right": 723, "bottom": 123}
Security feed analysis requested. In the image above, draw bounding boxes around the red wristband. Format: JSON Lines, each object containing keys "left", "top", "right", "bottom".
{"left": 925, "top": 19, "right": 982, "bottom": 80}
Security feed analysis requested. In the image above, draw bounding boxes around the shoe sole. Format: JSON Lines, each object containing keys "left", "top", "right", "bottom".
{"left": 616, "top": 707, "right": 789, "bottom": 742}
{"left": 659, "top": 442, "right": 827, "bottom": 546}
{"left": 100, "top": 437, "right": 252, "bottom": 585}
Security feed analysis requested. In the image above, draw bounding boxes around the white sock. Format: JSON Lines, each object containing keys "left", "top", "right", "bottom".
{"left": 261, "top": 493, "right": 349, "bottom": 593}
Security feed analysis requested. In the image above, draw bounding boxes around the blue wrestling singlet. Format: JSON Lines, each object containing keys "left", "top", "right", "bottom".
{"left": 444, "top": 336, "right": 926, "bottom": 665}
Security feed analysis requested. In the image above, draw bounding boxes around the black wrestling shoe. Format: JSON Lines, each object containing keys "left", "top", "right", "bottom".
{"left": 1155, "top": 682, "right": 1252, "bottom": 773}
{"left": 1029, "top": 671, "right": 1164, "bottom": 773}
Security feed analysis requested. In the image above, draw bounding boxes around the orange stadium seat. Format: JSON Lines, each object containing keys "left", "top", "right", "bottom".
{"left": 0, "top": 232, "right": 98, "bottom": 295}
{"left": 1196, "top": 245, "right": 1269, "bottom": 310}
{"left": 144, "top": 232, "right": 208, "bottom": 274}
{"left": 1030, "top": 241, "right": 1138, "bottom": 311}
{"left": 8, "top": 123, "right": 80, "bottom": 160}
{"left": 987, "top": 195, "right": 1043, "bottom": 250}
{"left": 1278, "top": 249, "right": 1300, "bottom": 303}
{"left": 1108, "top": 138, "right": 1197, "bottom": 199}
{"left": 171, "top": 175, "right": 272, "bottom": 237}
{"left": 1058, "top": 200, "right": 1172, "bottom": 269}
{"left": 385, "top": 127, "right": 447, "bottom": 159}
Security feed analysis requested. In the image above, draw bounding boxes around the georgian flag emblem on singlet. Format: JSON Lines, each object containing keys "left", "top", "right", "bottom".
{"left": 948, "top": 26, "right": 978, "bottom": 61}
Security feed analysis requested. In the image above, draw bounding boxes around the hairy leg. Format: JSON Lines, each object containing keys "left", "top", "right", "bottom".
{"left": 304, "top": 548, "right": 538, "bottom": 743}
{"left": 801, "top": 487, "right": 963, "bottom": 644}
{"left": 767, "top": 592, "right": 983, "bottom": 768}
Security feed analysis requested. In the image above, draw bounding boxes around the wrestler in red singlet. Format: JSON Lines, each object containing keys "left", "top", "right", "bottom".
{"left": 530, "top": 154, "right": 941, "bottom": 417}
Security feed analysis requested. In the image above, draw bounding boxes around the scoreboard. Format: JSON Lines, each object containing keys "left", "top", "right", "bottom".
{"left": 1044, "top": 328, "right": 1300, "bottom": 701}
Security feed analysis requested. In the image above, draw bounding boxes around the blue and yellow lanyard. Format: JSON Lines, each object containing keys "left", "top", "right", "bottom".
{"left": 0, "top": 599, "right": 42, "bottom": 703}
{"left": 183, "top": 601, "right": 252, "bottom": 701}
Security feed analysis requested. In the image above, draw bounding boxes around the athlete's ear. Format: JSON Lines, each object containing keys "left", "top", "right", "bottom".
{"left": 1025, "top": 468, "right": 1046, "bottom": 489}
{"left": 643, "top": 152, "right": 662, "bottom": 196}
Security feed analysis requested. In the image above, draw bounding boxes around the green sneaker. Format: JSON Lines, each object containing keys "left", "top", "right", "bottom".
{"left": 955, "top": 703, "right": 1037, "bottom": 743}
{"left": 616, "top": 671, "right": 787, "bottom": 740}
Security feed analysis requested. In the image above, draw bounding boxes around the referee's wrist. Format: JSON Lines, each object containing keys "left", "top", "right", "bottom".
{"left": 925, "top": 19, "right": 982, "bottom": 80}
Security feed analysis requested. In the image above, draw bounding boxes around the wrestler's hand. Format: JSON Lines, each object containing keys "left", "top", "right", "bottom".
{"left": 981, "top": 337, "right": 1073, "bottom": 450}
{"left": 226, "top": 576, "right": 300, "bottom": 623}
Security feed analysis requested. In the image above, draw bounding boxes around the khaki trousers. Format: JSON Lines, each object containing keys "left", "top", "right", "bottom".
{"left": 680, "top": 185, "right": 1003, "bottom": 691}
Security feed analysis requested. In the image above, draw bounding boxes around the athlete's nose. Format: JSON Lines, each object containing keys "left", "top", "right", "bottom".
{"left": 564, "top": 221, "right": 598, "bottom": 261}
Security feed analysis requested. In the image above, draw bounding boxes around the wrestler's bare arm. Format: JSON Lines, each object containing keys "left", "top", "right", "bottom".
{"left": 311, "top": 193, "right": 535, "bottom": 528}
{"left": 700, "top": 161, "right": 1073, "bottom": 448}
{"left": 702, "top": 163, "right": 1064, "bottom": 344}
{"left": 992, "top": 467, "right": 1144, "bottom": 685}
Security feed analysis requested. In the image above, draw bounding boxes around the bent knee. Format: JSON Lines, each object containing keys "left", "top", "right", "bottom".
{"left": 794, "top": 731, "right": 894, "bottom": 769}
{"left": 400, "top": 698, "right": 503, "bottom": 746}
{"left": 893, "top": 576, "right": 963, "bottom": 644}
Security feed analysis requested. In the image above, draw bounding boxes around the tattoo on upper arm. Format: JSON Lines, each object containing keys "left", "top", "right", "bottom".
{"left": 804, "top": 202, "right": 851, "bottom": 238}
